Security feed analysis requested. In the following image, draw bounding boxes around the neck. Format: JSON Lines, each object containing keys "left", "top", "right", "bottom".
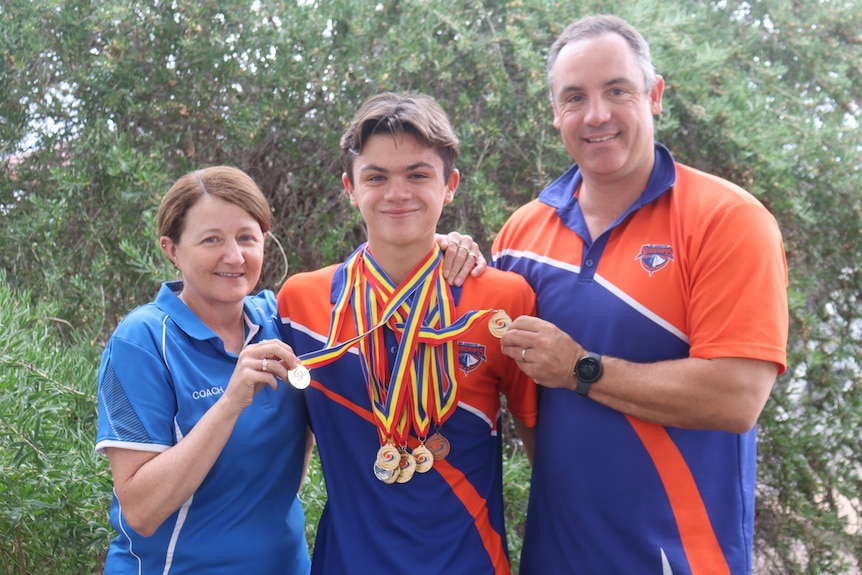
{"left": 578, "top": 165, "right": 653, "bottom": 241}
{"left": 178, "top": 291, "right": 245, "bottom": 352}
{"left": 366, "top": 240, "right": 436, "bottom": 286}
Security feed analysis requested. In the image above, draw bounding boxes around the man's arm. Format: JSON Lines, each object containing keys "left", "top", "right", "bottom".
{"left": 501, "top": 316, "right": 777, "bottom": 433}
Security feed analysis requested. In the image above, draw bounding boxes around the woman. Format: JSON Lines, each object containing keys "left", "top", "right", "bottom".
{"left": 95, "top": 166, "right": 483, "bottom": 574}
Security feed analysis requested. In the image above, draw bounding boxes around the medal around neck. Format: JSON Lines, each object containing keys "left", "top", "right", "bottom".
{"left": 426, "top": 432, "right": 451, "bottom": 460}
{"left": 373, "top": 460, "right": 400, "bottom": 484}
{"left": 412, "top": 444, "right": 434, "bottom": 473}
{"left": 376, "top": 443, "right": 401, "bottom": 470}
{"left": 395, "top": 451, "right": 417, "bottom": 484}
{"left": 287, "top": 365, "right": 311, "bottom": 389}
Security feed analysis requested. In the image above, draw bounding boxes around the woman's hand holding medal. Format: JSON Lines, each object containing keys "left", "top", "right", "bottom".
{"left": 222, "top": 339, "right": 308, "bottom": 413}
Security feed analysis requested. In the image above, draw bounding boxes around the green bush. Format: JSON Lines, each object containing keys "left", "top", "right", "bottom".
{"left": 2, "top": 0, "right": 861, "bottom": 572}
{"left": 0, "top": 271, "right": 112, "bottom": 574}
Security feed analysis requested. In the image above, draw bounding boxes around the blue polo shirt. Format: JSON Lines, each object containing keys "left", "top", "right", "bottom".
{"left": 96, "top": 281, "right": 310, "bottom": 575}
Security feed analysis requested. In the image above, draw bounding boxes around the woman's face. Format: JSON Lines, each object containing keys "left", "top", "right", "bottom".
{"left": 161, "top": 193, "right": 265, "bottom": 310}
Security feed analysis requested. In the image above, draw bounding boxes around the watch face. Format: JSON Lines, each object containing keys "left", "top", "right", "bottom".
{"left": 578, "top": 357, "right": 602, "bottom": 383}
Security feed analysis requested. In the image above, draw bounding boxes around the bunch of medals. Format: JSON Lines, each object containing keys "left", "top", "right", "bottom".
{"left": 372, "top": 307, "right": 512, "bottom": 485}
{"left": 294, "top": 244, "right": 512, "bottom": 485}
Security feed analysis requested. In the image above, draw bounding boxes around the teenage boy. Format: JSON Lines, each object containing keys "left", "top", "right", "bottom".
{"left": 277, "top": 92, "right": 536, "bottom": 575}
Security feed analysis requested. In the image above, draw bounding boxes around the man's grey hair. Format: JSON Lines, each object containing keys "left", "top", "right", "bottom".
{"left": 547, "top": 15, "right": 658, "bottom": 100}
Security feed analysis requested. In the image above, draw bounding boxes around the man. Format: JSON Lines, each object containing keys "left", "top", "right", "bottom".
{"left": 492, "top": 15, "right": 788, "bottom": 575}
{"left": 277, "top": 92, "right": 537, "bottom": 575}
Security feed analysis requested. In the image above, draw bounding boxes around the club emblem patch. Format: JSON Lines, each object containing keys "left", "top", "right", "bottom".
{"left": 636, "top": 244, "right": 674, "bottom": 276}
{"left": 458, "top": 342, "right": 487, "bottom": 375}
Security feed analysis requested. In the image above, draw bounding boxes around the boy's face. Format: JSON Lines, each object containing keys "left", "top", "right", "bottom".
{"left": 344, "top": 131, "right": 459, "bottom": 253}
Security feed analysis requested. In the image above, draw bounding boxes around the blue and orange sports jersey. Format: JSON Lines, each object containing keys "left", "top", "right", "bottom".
{"left": 277, "top": 248, "right": 537, "bottom": 575}
{"left": 492, "top": 144, "right": 788, "bottom": 575}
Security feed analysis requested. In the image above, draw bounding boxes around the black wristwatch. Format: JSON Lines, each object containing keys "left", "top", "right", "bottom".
{"left": 574, "top": 352, "right": 603, "bottom": 397}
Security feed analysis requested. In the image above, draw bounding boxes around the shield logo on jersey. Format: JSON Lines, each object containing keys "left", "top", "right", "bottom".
{"left": 458, "top": 342, "right": 487, "bottom": 375}
{"left": 636, "top": 244, "right": 674, "bottom": 276}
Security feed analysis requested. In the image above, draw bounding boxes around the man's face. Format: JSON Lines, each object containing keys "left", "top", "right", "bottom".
{"left": 550, "top": 32, "right": 663, "bottom": 187}
{"left": 343, "top": 132, "right": 458, "bottom": 253}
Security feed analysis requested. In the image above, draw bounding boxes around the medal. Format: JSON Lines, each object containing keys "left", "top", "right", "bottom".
{"left": 426, "top": 432, "right": 451, "bottom": 460}
{"left": 373, "top": 461, "right": 400, "bottom": 484}
{"left": 376, "top": 443, "right": 400, "bottom": 470}
{"left": 297, "top": 246, "right": 492, "bottom": 483}
{"left": 412, "top": 444, "right": 434, "bottom": 473}
{"left": 488, "top": 310, "right": 512, "bottom": 338}
{"left": 395, "top": 451, "right": 417, "bottom": 483}
{"left": 287, "top": 365, "right": 311, "bottom": 389}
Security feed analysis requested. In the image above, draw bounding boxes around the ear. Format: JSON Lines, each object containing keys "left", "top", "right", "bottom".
{"left": 649, "top": 75, "right": 665, "bottom": 116}
{"left": 443, "top": 169, "right": 460, "bottom": 204}
{"left": 550, "top": 93, "right": 562, "bottom": 131}
{"left": 342, "top": 173, "right": 359, "bottom": 207}
{"left": 160, "top": 236, "right": 179, "bottom": 268}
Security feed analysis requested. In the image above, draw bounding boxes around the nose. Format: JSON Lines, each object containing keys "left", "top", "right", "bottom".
{"left": 383, "top": 177, "right": 411, "bottom": 200}
{"left": 222, "top": 239, "right": 245, "bottom": 264}
{"left": 584, "top": 96, "right": 612, "bottom": 126}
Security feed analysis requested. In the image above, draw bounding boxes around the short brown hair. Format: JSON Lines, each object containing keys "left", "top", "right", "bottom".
{"left": 157, "top": 166, "right": 271, "bottom": 243}
{"left": 340, "top": 92, "right": 460, "bottom": 186}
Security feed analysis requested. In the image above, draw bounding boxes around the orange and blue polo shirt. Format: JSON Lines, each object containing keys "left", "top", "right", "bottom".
{"left": 492, "top": 144, "right": 788, "bottom": 575}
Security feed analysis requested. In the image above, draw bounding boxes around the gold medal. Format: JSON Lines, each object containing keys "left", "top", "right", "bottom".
{"left": 426, "top": 432, "right": 451, "bottom": 460}
{"left": 287, "top": 365, "right": 311, "bottom": 389}
{"left": 395, "top": 451, "right": 417, "bottom": 483}
{"left": 488, "top": 310, "right": 512, "bottom": 338}
{"left": 412, "top": 444, "right": 434, "bottom": 473}
{"left": 376, "top": 443, "right": 400, "bottom": 470}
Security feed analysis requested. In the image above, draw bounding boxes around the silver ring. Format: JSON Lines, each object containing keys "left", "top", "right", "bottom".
{"left": 262, "top": 357, "right": 268, "bottom": 372}
{"left": 521, "top": 348, "right": 527, "bottom": 362}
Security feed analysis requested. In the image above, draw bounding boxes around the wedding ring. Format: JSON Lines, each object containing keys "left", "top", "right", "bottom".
{"left": 458, "top": 244, "right": 469, "bottom": 252}
{"left": 262, "top": 357, "right": 268, "bottom": 372}
{"left": 450, "top": 241, "right": 461, "bottom": 250}
{"left": 468, "top": 251, "right": 478, "bottom": 260}
{"left": 521, "top": 348, "right": 527, "bottom": 362}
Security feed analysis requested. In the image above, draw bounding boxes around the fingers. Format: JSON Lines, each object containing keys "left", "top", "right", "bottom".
{"left": 257, "top": 339, "right": 300, "bottom": 366}
{"left": 469, "top": 251, "right": 487, "bottom": 279}
{"left": 241, "top": 339, "right": 302, "bottom": 390}
{"left": 498, "top": 316, "right": 582, "bottom": 389}
{"left": 439, "top": 232, "right": 484, "bottom": 286}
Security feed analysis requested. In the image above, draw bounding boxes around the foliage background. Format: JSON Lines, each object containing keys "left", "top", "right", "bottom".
{"left": 2, "top": 0, "right": 861, "bottom": 573}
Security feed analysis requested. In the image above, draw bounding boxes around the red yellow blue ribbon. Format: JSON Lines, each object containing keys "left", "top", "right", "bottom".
{"left": 298, "top": 244, "right": 495, "bottom": 445}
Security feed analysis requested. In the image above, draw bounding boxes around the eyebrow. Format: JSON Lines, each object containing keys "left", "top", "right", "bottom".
{"left": 358, "top": 161, "right": 437, "bottom": 174}
{"left": 559, "top": 76, "right": 636, "bottom": 93}
{"left": 194, "top": 225, "right": 260, "bottom": 237}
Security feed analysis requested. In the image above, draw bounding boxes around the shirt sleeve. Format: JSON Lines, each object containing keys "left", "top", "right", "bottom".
{"left": 490, "top": 271, "right": 539, "bottom": 427}
{"left": 686, "top": 199, "right": 789, "bottom": 374}
{"left": 95, "top": 320, "right": 178, "bottom": 454}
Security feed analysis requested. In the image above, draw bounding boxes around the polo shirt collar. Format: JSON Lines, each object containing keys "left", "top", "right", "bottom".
{"left": 538, "top": 143, "right": 677, "bottom": 236}
{"left": 157, "top": 280, "right": 260, "bottom": 346}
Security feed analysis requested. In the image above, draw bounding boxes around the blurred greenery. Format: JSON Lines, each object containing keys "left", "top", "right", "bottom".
{"left": 2, "top": 0, "right": 861, "bottom": 573}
